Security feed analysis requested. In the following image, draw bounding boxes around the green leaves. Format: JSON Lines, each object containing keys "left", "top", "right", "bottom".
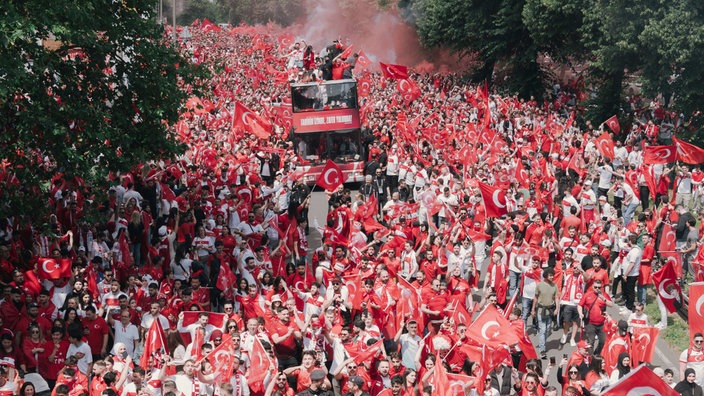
{"left": 0, "top": 0, "right": 204, "bottom": 218}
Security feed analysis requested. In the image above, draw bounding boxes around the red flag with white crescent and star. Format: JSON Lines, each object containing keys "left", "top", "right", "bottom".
{"left": 674, "top": 137, "right": 704, "bottom": 164}
{"left": 140, "top": 315, "right": 169, "bottom": 370}
{"left": 604, "top": 115, "right": 620, "bottom": 134}
{"left": 652, "top": 261, "right": 682, "bottom": 313}
{"left": 688, "top": 282, "right": 704, "bottom": 343}
{"left": 37, "top": 257, "right": 72, "bottom": 279}
{"left": 202, "top": 335, "right": 235, "bottom": 385}
{"left": 643, "top": 145, "right": 677, "bottom": 164}
{"left": 631, "top": 326, "right": 659, "bottom": 365}
{"left": 595, "top": 132, "right": 615, "bottom": 160}
{"left": 379, "top": 62, "right": 409, "bottom": 80}
{"left": 477, "top": 181, "right": 508, "bottom": 218}
{"left": 601, "top": 366, "right": 678, "bottom": 396}
{"left": 465, "top": 305, "right": 520, "bottom": 347}
{"left": 249, "top": 336, "right": 276, "bottom": 393}
{"left": 316, "top": 160, "right": 344, "bottom": 192}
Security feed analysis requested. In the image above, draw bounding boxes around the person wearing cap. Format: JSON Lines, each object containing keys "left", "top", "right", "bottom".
{"left": 15, "top": 301, "right": 52, "bottom": 344}
{"left": 345, "top": 375, "right": 370, "bottom": 396}
{"left": 295, "top": 368, "right": 333, "bottom": 396}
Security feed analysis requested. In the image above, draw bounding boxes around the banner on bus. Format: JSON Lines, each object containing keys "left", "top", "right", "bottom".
{"left": 292, "top": 109, "right": 360, "bottom": 133}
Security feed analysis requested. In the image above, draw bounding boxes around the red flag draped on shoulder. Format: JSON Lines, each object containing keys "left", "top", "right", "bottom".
{"left": 688, "top": 282, "right": 704, "bottom": 342}
{"left": 140, "top": 316, "right": 169, "bottom": 370}
{"left": 601, "top": 366, "right": 678, "bottom": 396}
{"left": 674, "top": 137, "right": 704, "bottom": 164}
{"left": 316, "top": 160, "right": 344, "bottom": 192}
{"left": 477, "top": 181, "right": 508, "bottom": 218}
{"left": 379, "top": 62, "right": 409, "bottom": 80}
{"left": 643, "top": 145, "right": 677, "bottom": 164}
{"left": 37, "top": 257, "right": 72, "bottom": 279}
{"left": 232, "top": 101, "right": 271, "bottom": 140}
{"left": 652, "top": 260, "right": 682, "bottom": 313}
{"left": 604, "top": 115, "right": 620, "bottom": 134}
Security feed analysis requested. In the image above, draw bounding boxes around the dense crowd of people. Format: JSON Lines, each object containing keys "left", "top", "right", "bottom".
{"left": 1, "top": 18, "right": 703, "bottom": 396}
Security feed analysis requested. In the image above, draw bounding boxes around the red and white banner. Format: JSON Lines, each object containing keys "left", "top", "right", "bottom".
{"left": 604, "top": 115, "right": 620, "bottom": 134}
{"left": 140, "top": 316, "right": 169, "bottom": 370}
{"left": 292, "top": 108, "right": 360, "bottom": 133}
{"left": 203, "top": 335, "right": 235, "bottom": 385}
{"left": 688, "top": 282, "right": 704, "bottom": 342}
{"left": 596, "top": 132, "right": 615, "bottom": 160}
{"left": 465, "top": 305, "right": 520, "bottom": 347}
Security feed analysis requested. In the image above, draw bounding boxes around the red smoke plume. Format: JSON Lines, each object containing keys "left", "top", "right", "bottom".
{"left": 288, "top": 0, "right": 469, "bottom": 73}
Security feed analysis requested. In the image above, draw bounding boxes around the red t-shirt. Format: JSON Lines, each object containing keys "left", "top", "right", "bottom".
{"left": 43, "top": 340, "right": 70, "bottom": 380}
{"left": 83, "top": 316, "right": 109, "bottom": 355}
{"left": 272, "top": 319, "right": 297, "bottom": 358}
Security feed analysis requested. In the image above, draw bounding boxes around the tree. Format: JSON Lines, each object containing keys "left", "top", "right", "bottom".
{"left": 0, "top": 0, "right": 204, "bottom": 217}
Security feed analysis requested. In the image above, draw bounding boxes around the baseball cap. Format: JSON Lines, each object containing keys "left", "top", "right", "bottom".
{"left": 310, "top": 369, "right": 326, "bottom": 381}
{"left": 348, "top": 376, "right": 365, "bottom": 387}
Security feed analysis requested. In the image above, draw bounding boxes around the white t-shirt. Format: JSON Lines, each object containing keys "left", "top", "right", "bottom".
{"left": 67, "top": 341, "right": 93, "bottom": 374}
{"left": 399, "top": 333, "right": 422, "bottom": 369}
{"left": 680, "top": 348, "right": 704, "bottom": 387}
{"left": 624, "top": 246, "right": 642, "bottom": 277}
{"left": 114, "top": 322, "right": 140, "bottom": 356}
{"left": 597, "top": 165, "right": 614, "bottom": 190}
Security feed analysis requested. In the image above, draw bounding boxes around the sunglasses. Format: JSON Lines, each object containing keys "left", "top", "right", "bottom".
{"left": 695, "top": 340, "right": 703, "bottom": 344}
{"left": 569, "top": 371, "right": 579, "bottom": 374}
{"left": 228, "top": 325, "right": 237, "bottom": 329}
{"left": 593, "top": 286, "right": 601, "bottom": 290}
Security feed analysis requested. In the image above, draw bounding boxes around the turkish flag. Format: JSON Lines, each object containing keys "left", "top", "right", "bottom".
{"left": 640, "top": 165, "right": 658, "bottom": 200}
{"left": 118, "top": 232, "right": 133, "bottom": 267}
{"left": 356, "top": 50, "right": 372, "bottom": 68}
{"left": 316, "top": 160, "right": 344, "bottom": 192}
{"left": 430, "top": 356, "right": 451, "bottom": 395}
{"left": 693, "top": 260, "right": 704, "bottom": 283}
{"left": 602, "top": 334, "right": 631, "bottom": 375}
{"left": 446, "top": 373, "right": 475, "bottom": 396}
{"left": 347, "top": 339, "right": 384, "bottom": 365}
{"left": 448, "top": 300, "right": 473, "bottom": 327}
{"left": 357, "top": 75, "right": 371, "bottom": 97}
{"left": 688, "top": 282, "right": 704, "bottom": 342}
{"left": 643, "top": 145, "right": 677, "bottom": 164}
{"left": 37, "top": 257, "right": 72, "bottom": 279}
{"left": 249, "top": 336, "right": 276, "bottom": 393}
{"left": 397, "top": 78, "right": 421, "bottom": 104}
{"left": 674, "top": 137, "right": 704, "bottom": 164}
{"left": 652, "top": 260, "right": 682, "bottom": 313}
{"left": 277, "top": 33, "right": 294, "bottom": 48}
{"left": 595, "top": 132, "right": 615, "bottom": 160}
{"left": 340, "top": 44, "right": 354, "bottom": 59}
{"left": 602, "top": 366, "right": 679, "bottom": 396}
{"left": 567, "top": 150, "right": 587, "bottom": 177}
{"left": 159, "top": 182, "right": 176, "bottom": 201}
{"left": 379, "top": 62, "right": 409, "bottom": 79}
{"left": 23, "top": 270, "right": 42, "bottom": 297}
{"left": 477, "top": 181, "right": 508, "bottom": 218}
{"left": 192, "top": 326, "right": 204, "bottom": 362}
{"left": 659, "top": 222, "right": 677, "bottom": 252}
{"left": 632, "top": 327, "right": 659, "bottom": 365}
{"left": 660, "top": 251, "right": 683, "bottom": 279}
{"left": 604, "top": 115, "right": 620, "bottom": 134}
{"left": 140, "top": 315, "right": 169, "bottom": 370}
{"left": 232, "top": 101, "right": 271, "bottom": 140}
{"left": 343, "top": 273, "right": 364, "bottom": 310}
{"left": 465, "top": 305, "right": 520, "bottom": 347}
{"left": 203, "top": 335, "right": 235, "bottom": 385}
{"left": 215, "top": 260, "right": 237, "bottom": 295}
{"left": 514, "top": 160, "right": 530, "bottom": 188}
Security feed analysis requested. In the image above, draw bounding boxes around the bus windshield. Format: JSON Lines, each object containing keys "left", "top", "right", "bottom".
{"left": 291, "top": 79, "right": 358, "bottom": 112}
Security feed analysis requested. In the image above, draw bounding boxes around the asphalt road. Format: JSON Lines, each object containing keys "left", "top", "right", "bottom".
{"left": 304, "top": 191, "right": 684, "bottom": 382}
